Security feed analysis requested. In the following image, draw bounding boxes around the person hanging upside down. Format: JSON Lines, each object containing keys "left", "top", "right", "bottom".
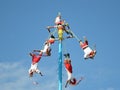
{"left": 28, "top": 51, "right": 43, "bottom": 77}
{"left": 79, "top": 36, "right": 96, "bottom": 59}
{"left": 34, "top": 35, "right": 55, "bottom": 56}
{"left": 42, "top": 35, "right": 55, "bottom": 56}
{"left": 64, "top": 53, "right": 81, "bottom": 88}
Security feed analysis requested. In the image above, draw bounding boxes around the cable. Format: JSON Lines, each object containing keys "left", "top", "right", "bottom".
{"left": 70, "top": 30, "right": 80, "bottom": 42}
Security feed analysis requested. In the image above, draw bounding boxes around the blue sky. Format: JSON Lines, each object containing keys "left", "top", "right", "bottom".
{"left": 0, "top": 0, "right": 120, "bottom": 90}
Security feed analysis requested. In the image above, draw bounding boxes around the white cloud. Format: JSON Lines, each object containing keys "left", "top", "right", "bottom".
{"left": 99, "top": 87, "right": 115, "bottom": 90}
{"left": 0, "top": 61, "right": 60, "bottom": 90}
{"left": 107, "top": 87, "right": 115, "bottom": 90}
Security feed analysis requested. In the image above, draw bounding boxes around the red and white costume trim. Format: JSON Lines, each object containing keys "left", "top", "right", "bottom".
{"left": 80, "top": 40, "right": 93, "bottom": 59}
{"left": 29, "top": 53, "right": 42, "bottom": 74}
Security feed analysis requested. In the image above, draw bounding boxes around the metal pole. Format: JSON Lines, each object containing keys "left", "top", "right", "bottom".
{"left": 58, "top": 40, "right": 62, "bottom": 90}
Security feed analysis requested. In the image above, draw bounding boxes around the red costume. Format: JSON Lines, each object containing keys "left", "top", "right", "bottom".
{"left": 80, "top": 40, "right": 88, "bottom": 49}
{"left": 47, "top": 38, "right": 55, "bottom": 44}
{"left": 31, "top": 53, "right": 42, "bottom": 64}
{"left": 64, "top": 60, "right": 72, "bottom": 73}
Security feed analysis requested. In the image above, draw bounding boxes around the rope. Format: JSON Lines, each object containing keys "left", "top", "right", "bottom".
{"left": 47, "top": 28, "right": 57, "bottom": 39}
{"left": 93, "top": 44, "right": 96, "bottom": 51}
{"left": 41, "top": 28, "right": 57, "bottom": 50}
{"left": 70, "top": 30, "right": 80, "bottom": 42}
{"left": 63, "top": 22, "right": 80, "bottom": 42}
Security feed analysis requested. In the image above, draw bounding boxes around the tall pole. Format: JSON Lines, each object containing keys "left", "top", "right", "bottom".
{"left": 58, "top": 40, "right": 62, "bottom": 90}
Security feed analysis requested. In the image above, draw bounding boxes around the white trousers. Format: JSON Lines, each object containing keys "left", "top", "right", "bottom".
{"left": 42, "top": 44, "right": 50, "bottom": 53}
{"left": 55, "top": 17, "right": 61, "bottom": 24}
{"left": 83, "top": 47, "right": 92, "bottom": 58}
{"left": 29, "top": 63, "right": 40, "bottom": 74}
{"left": 66, "top": 69, "right": 72, "bottom": 80}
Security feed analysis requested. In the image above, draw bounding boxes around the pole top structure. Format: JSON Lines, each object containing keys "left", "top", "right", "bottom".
{"left": 58, "top": 12, "right": 61, "bottom": 16}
